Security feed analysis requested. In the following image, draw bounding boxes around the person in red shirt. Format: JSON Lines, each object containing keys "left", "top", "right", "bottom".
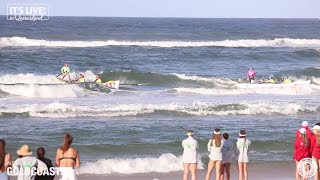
{"left": 310, "top": 125, "right": 320, "bottom": 180}
{"left": 294, "top": 128, "right": 311, "bottom": 180}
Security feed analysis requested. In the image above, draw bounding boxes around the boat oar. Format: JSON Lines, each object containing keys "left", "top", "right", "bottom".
{"left": 120, "top": 83, "right": 149, "bottom": 86}
{"left": 56, "top": 73, "right": 63, "bottom": 77}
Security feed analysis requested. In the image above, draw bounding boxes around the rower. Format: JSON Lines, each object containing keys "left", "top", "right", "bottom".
{"left": 283, "top": 77, "right": 292, "bottom": 84}
{"left": 246, "top": 67, "right": 256, "bottom": 83}
{"left": 266, "top": 76, "right": 276, "bottom": 84}
{"left": 94, "top": 75, "right": 102, "bottom": 83}
{"left": 60, "top": 63, "right": 71, "bottom": 82}
{"left": 76, "top": 74, "right": 85, "bottom": 83}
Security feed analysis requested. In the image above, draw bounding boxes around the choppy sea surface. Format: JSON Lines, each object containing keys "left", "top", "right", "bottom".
{"left": 1, "top": 16, "right": 320, "bottom": 174}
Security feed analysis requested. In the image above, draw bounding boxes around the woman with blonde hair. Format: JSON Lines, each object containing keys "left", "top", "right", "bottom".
{"left": 56, "top": 133, "right": 80, "bottom": 180}
{"left": 205, "top": 128, "right": 224, "bottom": 180}
{"left": 311, "top": 125, "right": 320, "bottom": 180}
{"left": 293, "top": 128, "right": 310, "bottom": 180}
{"left": 0, "top": 139, "right": 11, "bottom": 180}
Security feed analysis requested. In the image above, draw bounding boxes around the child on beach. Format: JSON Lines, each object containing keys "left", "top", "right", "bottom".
{"left": 0, "top": 139, "right": 12, "bottom": 180}
{"left": 220, "top": 133, "right": 233, "bottom": 180}
{"left": 236, "top": 130, "right": 251, "bottom": 180}
{"left": 206, "top": 128, "right": 224, "bottom": 180}
{"left": 56, "top": 133, "right": 80, "bottom": 180}
{"left": 182, "top": 130, "right": 199, "bottom": 180}
{"left": 294, "top": 128, "right": 311, "bottom": 180}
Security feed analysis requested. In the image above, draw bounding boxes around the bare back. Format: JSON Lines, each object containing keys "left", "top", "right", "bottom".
{"left": 56, "top": 147, "right": 80, "bottom": 168}
{"left": 0, "top": 153, "right": 12, "bottom": 173}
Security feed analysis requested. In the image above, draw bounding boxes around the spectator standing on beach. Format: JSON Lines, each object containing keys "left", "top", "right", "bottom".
{"left": 236, "top": 130, "right": 251, "bottom": 180}
{"left": 310, "top": 125, "right": 320, "bottom": 180}
{"left": 35, "top": 147, "right": 55, "bottom": 180}
{"left": 205, "top": 128, "right": 224, "bottom": 180}
{"left": 220, "top": 133, "right": 233, "bottom": 180}
{"left": 12, "top": 145, "right": 48, "bottom": 180}
{"left": 182, "top": 130, "right": 199, "bottom": 180}
{"left": 56, "top": 133, "right": 80, "bottom": 180}
{"left": 293, "top": 128, "right": 311, "bottom": 180}
{"left": 0, "top": 139, "right": 12, "bottom": 180}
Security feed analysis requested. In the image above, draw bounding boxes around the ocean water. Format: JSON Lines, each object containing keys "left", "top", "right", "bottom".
{"left": 1, "top": 16, "right": 320, "bottom": 174}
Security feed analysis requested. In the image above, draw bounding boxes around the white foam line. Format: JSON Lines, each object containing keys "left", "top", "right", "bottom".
{"left": 2, "top": 37, "right": 320, "bottom": 48}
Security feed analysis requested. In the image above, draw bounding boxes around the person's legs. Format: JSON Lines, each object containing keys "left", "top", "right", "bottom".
{"left": 225, "top": 163, "right": 231, "bottom": 180}
{"left": 215, "top": 161, "right": 222, "bottom": 180}
{"left": 243, "top": 162, "right": 248, "bottom": 180}
{"left": 220, "top": 164, "right": 225, "bottom": 180}
{"left": 190, "top": 163, "right": 197, "bottom": 180}
{"left": 238, "top": 161, "right": 243, "bottom": 180}
{"left": 67, "top": 73, "right": 71, "bottom": 82}
{"left": 295, "top": 160, "right": 301, "bottom": 180}
{"left": 205, "top": 160, "right": 216, "bottom": 180}
{"left": 183, "top": 163, "right": 190, "bottom": 180}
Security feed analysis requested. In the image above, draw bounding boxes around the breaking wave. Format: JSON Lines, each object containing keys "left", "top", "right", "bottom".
{"left": 78, "top": 153, "right": 204, "bottom": 174}
{"left": 0, "top": 101, "right": 318, "bottom": 118}
{"left": 1, "top": 37, "right": 320, "bottom": 48}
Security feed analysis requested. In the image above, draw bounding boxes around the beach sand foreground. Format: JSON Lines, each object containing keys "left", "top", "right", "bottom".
{"left": 9, "top": 161, "right": 294, "bottom": 180}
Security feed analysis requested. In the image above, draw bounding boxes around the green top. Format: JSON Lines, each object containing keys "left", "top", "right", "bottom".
{"left": 61, "top": 66, "right": 70, "bottom": 73}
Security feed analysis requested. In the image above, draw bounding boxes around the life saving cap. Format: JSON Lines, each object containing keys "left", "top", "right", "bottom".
{"left": 96, "top": 75, "right": 100, "bottom": 78}
{"left": 302, "top": 121, "right": 308, "bottom": 127}
{"left": 64, "top": 63, "right": 68, "bottom": 67}
{"left": 80, "top": 74, "right": 84, "bottom": 77}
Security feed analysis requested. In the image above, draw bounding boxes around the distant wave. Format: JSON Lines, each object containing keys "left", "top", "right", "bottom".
{"left": 0, "top": 101, "right": 318, "bottom": 118}
{"left": 1, "top": 37, "right": 320, "bottom": 48}
{"left": 78, "top": 153, "right": 204, "bottom": 174}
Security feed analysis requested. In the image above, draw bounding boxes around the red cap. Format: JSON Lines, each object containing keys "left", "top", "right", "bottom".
{"left": 96, "top": 75, "right": 100, "bottom": 78}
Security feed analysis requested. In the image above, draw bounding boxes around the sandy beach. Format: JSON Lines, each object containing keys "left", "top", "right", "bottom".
{"left": 8, "top": 161, "right": 294, "bottom": 180}
{"left": 77, "top": 162, "right": 294, "bottom": 180}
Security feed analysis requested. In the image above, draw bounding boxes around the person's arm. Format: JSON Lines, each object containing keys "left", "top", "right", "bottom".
{"left": 61, "top": 67, "right": 64, "bottom": 73}
{"left": 207, "top": 139, "right": 212, "bottom": 152}
{"left": 75, "top": 149, "right": 80, "bottom": 169}
{"left": 55, "top": 149, "right": 60, "bottom": 167}
{"left": 182, "top": 140, "right": 185, "bottom": 148}
{"left": 5, "top": 153, "right": 12, "bottom": 170}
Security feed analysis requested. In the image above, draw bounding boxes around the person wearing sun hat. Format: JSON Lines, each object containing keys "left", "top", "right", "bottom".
{"left": 293, "top": 128, "right": 311, "bottom": 180}
{"left": 182, "top": 130, "right": 198, "bottom": 180}
{"left": 205, "top": 128, "right": 224, "bottom": 180}
{"left": 12, "top": 145, "right": 48, "bottom": 180}
{"left": 310, "top": 125, "right": 320, "bottom": 180}
{"left": 236, "top": 130, "right": 251, "bottom": 180}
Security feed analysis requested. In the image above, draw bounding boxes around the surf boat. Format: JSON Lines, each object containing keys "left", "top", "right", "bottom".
{"left": 237, "top": 80, "right": 311, "bottom": 88}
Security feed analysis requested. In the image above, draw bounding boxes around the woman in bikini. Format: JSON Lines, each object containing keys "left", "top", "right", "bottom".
{"left": 56, "top": 134, "right": 80, "bottom": 180}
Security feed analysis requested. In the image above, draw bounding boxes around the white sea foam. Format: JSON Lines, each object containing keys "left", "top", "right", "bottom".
{"left": 0, "top": 101, "right": 317, "bottom": 118}
{"left": 1, "top": 37, "right": 320, "bottom": 48}
{"left": 0, "top": 72, "right": 97, "bottom": 98}
{"left": 175, "top": 83, "right": 316, "bottom": 95}
{"left": 78, "top": 154, "right": 204, "bottom": 174}
{"left": 171, "top": 73, "right": 237, "bottom": 88}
